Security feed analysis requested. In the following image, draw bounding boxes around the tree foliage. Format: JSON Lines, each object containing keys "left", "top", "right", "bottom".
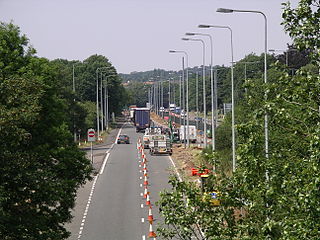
{"left": 0, "top": 22, "right": 93, "bottom": 239}
{"left": 158, "top": 1, "right": 320, "bottom": 239}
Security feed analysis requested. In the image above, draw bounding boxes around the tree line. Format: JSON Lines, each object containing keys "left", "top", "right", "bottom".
{"left": 0, "top": 22, "right": 128, "bottom": 239}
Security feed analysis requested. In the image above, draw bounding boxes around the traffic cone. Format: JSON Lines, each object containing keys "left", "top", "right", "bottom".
{"left": 144, "top": 169, "right": 148, "bottom": 177}
{"left": 146, "top": 194, "right": 151, "bottom": 206}
{"left": 143, "top": 187, "right": 149, "bottom": 198}
{"left": 148, "top": 223, "right": 157, "bottom": 238}
{"left": 143, "top": 176, "right": 148, "bottom": 186}
{"left": 147, "top": 207, "right": 154, "bottom": 223}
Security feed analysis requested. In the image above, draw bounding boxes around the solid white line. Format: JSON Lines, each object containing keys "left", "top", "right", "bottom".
{"left": 106, "top": 143, "right": 114, "bottom": 153}
{"left": 168, "top": 156, "right": 182, "bottom": 181}
{"left": 99, "top": 153, "right": 110, "bottom": 175}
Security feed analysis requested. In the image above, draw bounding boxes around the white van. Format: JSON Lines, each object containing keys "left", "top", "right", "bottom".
{"left": 179, "top": 125, "right": 197, "bottom": 143}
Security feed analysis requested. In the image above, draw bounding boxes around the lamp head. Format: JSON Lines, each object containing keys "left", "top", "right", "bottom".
{"left": 216, "top": 8, "right": 234, "bottom": 13}
{"left": 181, "top": 38, "right": 190, "bottom": 41}
{"left": 198, "top": 24, "right": 211, "bottom": 28}
{"left": 268, "top": 49, "right": 275, "bottom": 52}
{"left": 185, "top": 32, "right": 195, "bottom": 36}
{"left": 169, "top": 50, "right": 176, "bottom": 53}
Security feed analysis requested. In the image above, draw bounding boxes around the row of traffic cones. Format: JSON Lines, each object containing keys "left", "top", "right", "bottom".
{"left": 137, "top": 138, "right": 156, "bottom": 239}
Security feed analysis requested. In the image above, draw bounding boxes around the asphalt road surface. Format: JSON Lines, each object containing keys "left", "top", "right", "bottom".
{"left": 67, "top": 121, "right": 175, "bottom": 240}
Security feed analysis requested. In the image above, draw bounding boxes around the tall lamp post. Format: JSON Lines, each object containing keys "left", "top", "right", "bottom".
{"left": 186, "top": 32, "right": 215, "bottom": 151}
{"left": 199, "top": 24, "right": 235, "bottom": 171}
{"left": 169, "top": 50, "right": 190, "bottom": 147}
{"left": 72, "top": 62, "right": 83, "bottom": 142}
{"left": 103, "top": 74, "right": 118, "bottom": 130}
{"left": 182, "top": 37, "right": 207, "bottom": 148}
{"left": 96, "top": 66, "right": 114, "bottom": 138}
{"left": 216, "top": 8, "right": 269, "bottom": 165}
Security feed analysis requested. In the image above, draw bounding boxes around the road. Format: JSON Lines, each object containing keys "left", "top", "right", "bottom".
{"left": 67, "top": 121, "right": 174, "bottom": 240}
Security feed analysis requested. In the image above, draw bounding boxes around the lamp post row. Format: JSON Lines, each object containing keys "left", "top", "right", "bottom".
{"left": 164, "top": 7, "right": 269, "bottom": 173}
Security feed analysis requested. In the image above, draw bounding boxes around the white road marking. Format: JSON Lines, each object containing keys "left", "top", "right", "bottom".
{"left": 77, "top": 123, "right": 128, "bottom": 239}
{"left": 76, "top": 175, "right": 98, "bottom": 240}
{"left": 141, "top": 218, "right": 145, "bottom": 223}
{"left": 168, "top": 156, "right": 182, "bottom": 181}
{"left": 114, "top": 124, "right": 125, "bottom": 144}
{"left": 142, "top": 235, "right": 146, "bottom": 240}
{"left": 141, "top": 203, "right": 144, "bottom": 208}
{"left": 99, "top": 153, "right": 110, "bottom": 175}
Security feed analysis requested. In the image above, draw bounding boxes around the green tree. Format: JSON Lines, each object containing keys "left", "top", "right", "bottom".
{"left": 0, "top": 22, "right": 92, "bottom": 239}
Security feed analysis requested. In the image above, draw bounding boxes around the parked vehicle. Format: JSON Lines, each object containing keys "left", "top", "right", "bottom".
{"left": 169, "top": 103, "right": 176, "bottom": 112}
{"left": 149, "top": 134, "right": 172, "bottom": 155}
{"left": 179, "top": 125, "right": 197, "bottom": 143}
{"left": 117, "top": 135, "right": 130, "bottom": 144}
{"left": 134, "top": 108, "right": 150, "bottom": 132}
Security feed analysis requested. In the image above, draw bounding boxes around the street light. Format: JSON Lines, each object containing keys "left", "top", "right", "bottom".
{"left": 96, "top": 66, "right": 114, "bottom": 138}
{"left": 199, "top": 24, "right": 235, "bottom": 171}
{"left": 216, "top": 8, "right": 269, "bottom": 173}
{"left": 186, "top": 32, "right": 216, "bottom": 151}
{"left": 169, "top": 50, "right": 190, "bottom": 147}
{"left": 102, "top": 73, "right": 118, "bottom": 130}
{"left": 72, "top": 61, "right": 83, "bottom": 142}
{"left": 182, "top": 37, "right": 207, "bottom": 148}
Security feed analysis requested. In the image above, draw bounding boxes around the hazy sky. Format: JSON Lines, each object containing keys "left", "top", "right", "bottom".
{"left": 0, "top": 0, "right": 299, "bottom": 74}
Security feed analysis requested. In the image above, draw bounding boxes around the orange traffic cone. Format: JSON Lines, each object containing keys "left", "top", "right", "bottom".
{"left": 143, "top": 176, "right": 148, "bottom": 186}
{"left": 144, "top": 169, "right": 148, "bottom": 177}
{"left": 147, "top": 207, "right": 154, "bottom": 223}
{"left": 143, "top": 187, "right": 149, "bottom": 198}
{"left": 148, "top": 223, "right": 157, "bottom": 238}
{"left": 146, "top": 194, "right": 151, "bottom": 206}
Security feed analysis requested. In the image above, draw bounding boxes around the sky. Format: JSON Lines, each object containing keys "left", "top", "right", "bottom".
{"left": 0, "top": 0, "right": 299, "bottom": 74}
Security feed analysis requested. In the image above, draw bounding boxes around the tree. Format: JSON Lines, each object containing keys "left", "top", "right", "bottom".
{"left": 282, "top": 0, "right": 320, "bottom": 65}
{"left": 158, "top": 1, "right": 320, "bottom": 238}
{"left": 0, "top": 22, "right": 92, "bottom": 239}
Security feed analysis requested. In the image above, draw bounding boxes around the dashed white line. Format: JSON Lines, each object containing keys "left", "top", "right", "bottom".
{"left": 76, "top": 175, "right": 98, "bottom": 239}
{"left": 141, "top": 218, "right": 145, "bottom": 223}
{"left": 141, "top": 203, "right": 144, "bottom": 208}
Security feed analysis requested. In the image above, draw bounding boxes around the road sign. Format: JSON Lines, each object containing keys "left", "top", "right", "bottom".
{"left": 87, "top": 128, "right": 96, "bottom": 142}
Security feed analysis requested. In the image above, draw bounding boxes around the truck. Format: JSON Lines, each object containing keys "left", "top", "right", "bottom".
{"left": 149, "top": 134, "right": 172, "bottom": 155}
{"left": 129, "top": 105, "right": 137, "bottom": 122}
{"left": 143, "top": 127, "right": 162, "bottom": 149}
{"left": 169, "top": 103, "right": 176, "bottom": 112}
{"left": 134, "top": 108, "right": 150, "bottom": 132}
{"left": 179, "top": 125, "right": 197, "bottom": 143}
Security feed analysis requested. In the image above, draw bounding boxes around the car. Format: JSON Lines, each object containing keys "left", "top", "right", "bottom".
{"left": 117, "top": 134, "right": 130, "bottom": 144}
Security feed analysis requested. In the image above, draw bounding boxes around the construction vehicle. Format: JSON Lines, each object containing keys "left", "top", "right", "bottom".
{"left": 143, "top": 127, "right": 162, "bottom": 149}
{"left": 149, "top": 134, "right": 172, "bottom": 155}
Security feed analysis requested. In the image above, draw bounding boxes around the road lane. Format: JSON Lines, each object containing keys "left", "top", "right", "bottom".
{"left": 79, "top": 123, "right": 144, "bottom": 240}
{"left": 69, "top": 121, "right": 178, "bottom": 240}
